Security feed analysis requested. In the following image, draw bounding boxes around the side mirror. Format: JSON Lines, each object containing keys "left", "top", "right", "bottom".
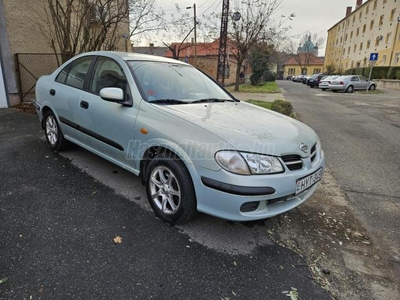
{"left": 99, "top": 87, "right": 124, "bottom": 102}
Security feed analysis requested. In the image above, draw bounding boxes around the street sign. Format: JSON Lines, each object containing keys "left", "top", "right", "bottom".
{"left": 369, "top": 53, "right": 378, "bottom": 61}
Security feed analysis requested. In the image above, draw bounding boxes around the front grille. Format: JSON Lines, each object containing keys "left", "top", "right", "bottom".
{"left": 281, "top": 155, "right": 303, "bottom": 170}
{"left": 310, "top": 144, "right": 317, "bottom": 162}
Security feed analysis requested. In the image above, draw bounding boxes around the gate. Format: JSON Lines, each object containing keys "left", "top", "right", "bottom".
{"left": 14, "top": 53, "right": 72, "bottom": 102}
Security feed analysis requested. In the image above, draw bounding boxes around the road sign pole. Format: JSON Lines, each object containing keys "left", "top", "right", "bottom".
{"left": 367, "top": 61, "right": 375, "bottom": 92}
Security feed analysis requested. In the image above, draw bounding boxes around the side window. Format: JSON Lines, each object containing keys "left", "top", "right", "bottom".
{"left": 55, "top": 64, "right": 70, "bottom": 83}
{"left": 65, "top": 56, "right": 93, "bottom": 89}
{"left": 89, "top": 57, "right": 127, "bottom": 95}
{"left": 351, "top": 76, "right": 359, "bottom": 81}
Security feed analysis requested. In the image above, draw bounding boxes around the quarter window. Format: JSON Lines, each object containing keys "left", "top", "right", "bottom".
{"left": 65, "top": 56, "right": 93, "bottom": 89}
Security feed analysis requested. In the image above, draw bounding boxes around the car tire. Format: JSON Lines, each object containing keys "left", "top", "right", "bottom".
{"left": 346, "top": 85, "right": 354, "bottom": 93}
{"left": 332, "top": 90, "right": 337, "bottom": 93}
{"left": 322, "top": 89, "right": 326, "bottom": 91}
{"left": 369, "top": 84, "right": 376, "bottom": 91}
{"left": 44, "top": 110, "right": 67, "bottom": 151}
{"left": 146, "top": 152, "right": 197, "bottom": 224}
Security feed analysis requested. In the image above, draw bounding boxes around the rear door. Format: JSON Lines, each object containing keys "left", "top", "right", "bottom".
{"left": 48, "top": 56, "right": 95, "bottom": 143}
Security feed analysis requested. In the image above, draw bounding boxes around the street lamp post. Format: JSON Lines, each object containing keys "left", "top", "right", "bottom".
{"left": 186, "top": 4, "right": 197, "bottom": 67}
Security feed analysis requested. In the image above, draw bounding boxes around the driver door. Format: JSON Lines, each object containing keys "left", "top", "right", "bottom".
{"left": 77, "top": 56, "right": 139, "bottom": 167}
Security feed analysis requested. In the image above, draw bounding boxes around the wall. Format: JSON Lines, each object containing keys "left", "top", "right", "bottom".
{"left": 375, "top": 79, "right": 400, "bottom": 90}
{"left": 0, "top": 59, "right": 8, "bottom": 108}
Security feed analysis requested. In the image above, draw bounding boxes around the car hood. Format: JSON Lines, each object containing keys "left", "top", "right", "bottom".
{"left": 159, "top": 101, "right": 318, "bottom": 157}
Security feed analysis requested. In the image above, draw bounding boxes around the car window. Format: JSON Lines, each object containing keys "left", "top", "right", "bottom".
{"left": 89, "top": 57, "right": 127, "bottom": 95}
{"left": 65, "top": 56, "right": 93, "bottom": 89}
{"left": 55, "top": 64, "right": 70, "bottom": 83}
{"left": 351, "top": 76, "right": 359, "bottom": 81}
{"left": 359, "top": 76, "right": 368, "bottom": 82}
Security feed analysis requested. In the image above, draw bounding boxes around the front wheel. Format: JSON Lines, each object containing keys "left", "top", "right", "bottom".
{"left": 146, "top": 153, "right": 197, "bottom": 224}
{"left": 368, "top": 84, "right": 376, "bottom": 91}
{"left": 44, "top": 111, "right": 67, "bottom": 151}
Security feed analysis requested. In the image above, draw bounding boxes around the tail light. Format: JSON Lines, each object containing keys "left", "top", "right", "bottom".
{"left": 328, "top": 81, "right": 331, "bottom": 84}
{"left": 339, "top": 81, "right": 344, "bottom": 85}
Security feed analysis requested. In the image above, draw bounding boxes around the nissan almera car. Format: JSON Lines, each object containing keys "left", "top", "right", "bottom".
{"left": 34, "top": 51, "right": 325, "bottom": 224}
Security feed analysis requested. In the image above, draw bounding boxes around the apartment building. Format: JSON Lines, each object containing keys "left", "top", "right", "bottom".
{"left": 324, "top": 0, "right": 400, "bottom": 73}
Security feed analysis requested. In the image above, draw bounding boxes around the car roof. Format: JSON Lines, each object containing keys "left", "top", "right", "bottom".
{"left": 78, "top": 51, "right": 189, "bottom": 65}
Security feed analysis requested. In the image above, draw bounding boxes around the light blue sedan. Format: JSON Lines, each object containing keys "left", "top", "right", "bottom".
{"left": 34, "top": 51, "right": 325, "bottom": 224}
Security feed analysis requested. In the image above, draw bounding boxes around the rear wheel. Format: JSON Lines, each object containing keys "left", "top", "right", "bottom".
{"left": 332, "top": 90, "right": 337, "bottom": 93}
{"left": 346, "top": 85, "right": 354, "bottom": 93}
{"left": 368, "top": 84, "right": 376, "bottom": 91}
{"left": 44, "top": 111, "right": 67, "bottom": 151}
{"left": 321, "top": 88, "right": 326, "bottom": 91}
{"left": 146, "top": 153, "right": 197, "bottom": 224}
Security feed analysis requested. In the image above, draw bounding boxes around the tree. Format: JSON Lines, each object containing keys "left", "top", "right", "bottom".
{"left": 249, "top": 43, "right": 274, "bottom": 85}
{"left": 227, "top": 0, "right": 282, "bottom": 91}
{"left": 160, "top": 4, "right": 196, "bottom": 60}
{"left": 27, "top": 0, "right": 165, "bottom": 63}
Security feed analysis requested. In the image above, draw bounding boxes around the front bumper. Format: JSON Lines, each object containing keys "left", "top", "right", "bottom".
{"left": 192, "top": 149, "right": 326, "bottom": 221}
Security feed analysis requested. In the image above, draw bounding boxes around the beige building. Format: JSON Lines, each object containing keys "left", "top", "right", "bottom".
{"left": 0, "top": 0, "right": 129, "bottom": 106}
{"left": 324, "top": 0, "right": 400, "bottom": 73}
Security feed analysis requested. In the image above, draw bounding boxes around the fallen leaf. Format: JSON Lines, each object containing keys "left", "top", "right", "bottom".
{"left": 113, "top": 236, "right": 122, "bottom": 244}
{"left": 233, "top": 261, "right": 237, "bottom": 266}
{"left": 92, "top": 191, "right": 98, "bottom": 195}
{"left": 0, "top": 277, "right": 8, "bottom": 284}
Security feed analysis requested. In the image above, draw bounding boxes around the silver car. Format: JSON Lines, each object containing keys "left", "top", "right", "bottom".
{"left": 33, "top": 51, "right": 325, "bottom": 224}
{"left": 318, "top": 75, "right": 340, "bottom": 91}
{"left": 329, "top": 75, "right": 377, "bottom": 93}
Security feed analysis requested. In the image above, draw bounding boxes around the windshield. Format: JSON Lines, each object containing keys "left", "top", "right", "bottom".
{"left": 127, "top": 61, "right": 236, "bottom": 104}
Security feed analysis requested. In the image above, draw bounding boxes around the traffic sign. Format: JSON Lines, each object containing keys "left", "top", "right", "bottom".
{"left": 369, "top": 53, "right": 378, "bottom": 61}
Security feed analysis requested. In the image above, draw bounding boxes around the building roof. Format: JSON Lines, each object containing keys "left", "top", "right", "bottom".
{"left": 327, "top": 0, "right": 370, "bottom": 31}
{"left": 283, "top": 53, "right": 324, "bottom": 66}
{"left": 132, "top": 45, "right": 168, "bottom": 57}
{"left": 164, "top": 39, "right": 236, "bottom": 58}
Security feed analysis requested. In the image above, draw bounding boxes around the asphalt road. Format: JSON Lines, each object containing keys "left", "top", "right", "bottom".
{"left": 277, "top": 81, "right": 400, "bottom": 262}
{"left": 0, "top": 109, "right": 331, "bottom": 299}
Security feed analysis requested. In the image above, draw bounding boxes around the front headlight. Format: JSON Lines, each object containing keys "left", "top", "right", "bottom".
{"left": 215, "top": 151, "right": 284, "bottom": 175}
{"left": 215, "top": 151, "right": 250, "bottom": 175}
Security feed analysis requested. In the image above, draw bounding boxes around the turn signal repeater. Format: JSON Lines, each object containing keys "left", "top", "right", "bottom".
{"left": 140, "top": 128, "right": 148, "bottom": 134}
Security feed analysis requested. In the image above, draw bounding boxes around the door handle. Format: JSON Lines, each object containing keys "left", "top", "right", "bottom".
{"left": 80, "top": 101, "right": 89, "bottom": 109}
{"left": 49, "top": 89, "right": 56, "bottom": 96}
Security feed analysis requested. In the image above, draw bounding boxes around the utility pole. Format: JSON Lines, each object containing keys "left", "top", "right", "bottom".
{"left": 216, "top": 0, "right": 229, "bottom": 84}
{"left": 187, "top": 4, "right": 197, "bottom": 67}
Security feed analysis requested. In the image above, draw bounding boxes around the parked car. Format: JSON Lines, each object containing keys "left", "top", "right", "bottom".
{"left": 318, "top": 75, "right": 340, "bottom": 91}
{"left": 286, "top": 75, "right": 293, "bottom": 80}
{"left": 301, "top": 75, "right": 310, "bottom": 84}
{"left": 329, "top": 75, "right": 376, "bottom": 93}
{"left": 33, "top": 51, "right": 325, "bottom": 224}
{"left": 306, "top": 74, "right": 325, "bottom": 88}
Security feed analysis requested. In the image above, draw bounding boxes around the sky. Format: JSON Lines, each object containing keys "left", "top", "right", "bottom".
{"left": 145, "top": 0, "right": 357, "bottom": 55}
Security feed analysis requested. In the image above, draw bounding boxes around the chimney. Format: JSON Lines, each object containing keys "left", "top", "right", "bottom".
{"left": 356, "top": 0, "right": 362, "bottom": 8}
{"left": 346, "top": 6, "right": 352, "bottom": 17}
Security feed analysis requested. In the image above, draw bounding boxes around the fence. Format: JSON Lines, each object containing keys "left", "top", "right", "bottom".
{"left": 14, "top": 53, "right": 72, "bottom": 102}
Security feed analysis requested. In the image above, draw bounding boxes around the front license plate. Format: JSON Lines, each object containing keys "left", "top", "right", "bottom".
{"left": 296, "top": 168, "right": 323, "bottom": 195}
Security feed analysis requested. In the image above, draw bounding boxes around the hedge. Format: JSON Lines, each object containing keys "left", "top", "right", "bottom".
{"left": 344, "top": 66, "right": 400, "bottom": 79}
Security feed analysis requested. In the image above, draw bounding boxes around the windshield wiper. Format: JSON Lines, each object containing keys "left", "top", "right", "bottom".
{"left": 190, "top": 98, "right": 235, "bottom": 104}
{"left": 149, "top": 99, "right": 188, "bottom": 105}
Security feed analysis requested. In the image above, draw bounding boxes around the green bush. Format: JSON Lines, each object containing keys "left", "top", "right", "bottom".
{"left": 387, "top": 67, "right": 400, "bottom": 79}
{"left": 263, "top": 69, "right": 275, "bottom": 82}
{"left": 271, "top": 100, "right": 293, "bottom": 116}
{"left": 396, "top": 70, "right": 400, "bottom": 80}
{"left": 250, "top": 72, "right": 263, "bottom": 85}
